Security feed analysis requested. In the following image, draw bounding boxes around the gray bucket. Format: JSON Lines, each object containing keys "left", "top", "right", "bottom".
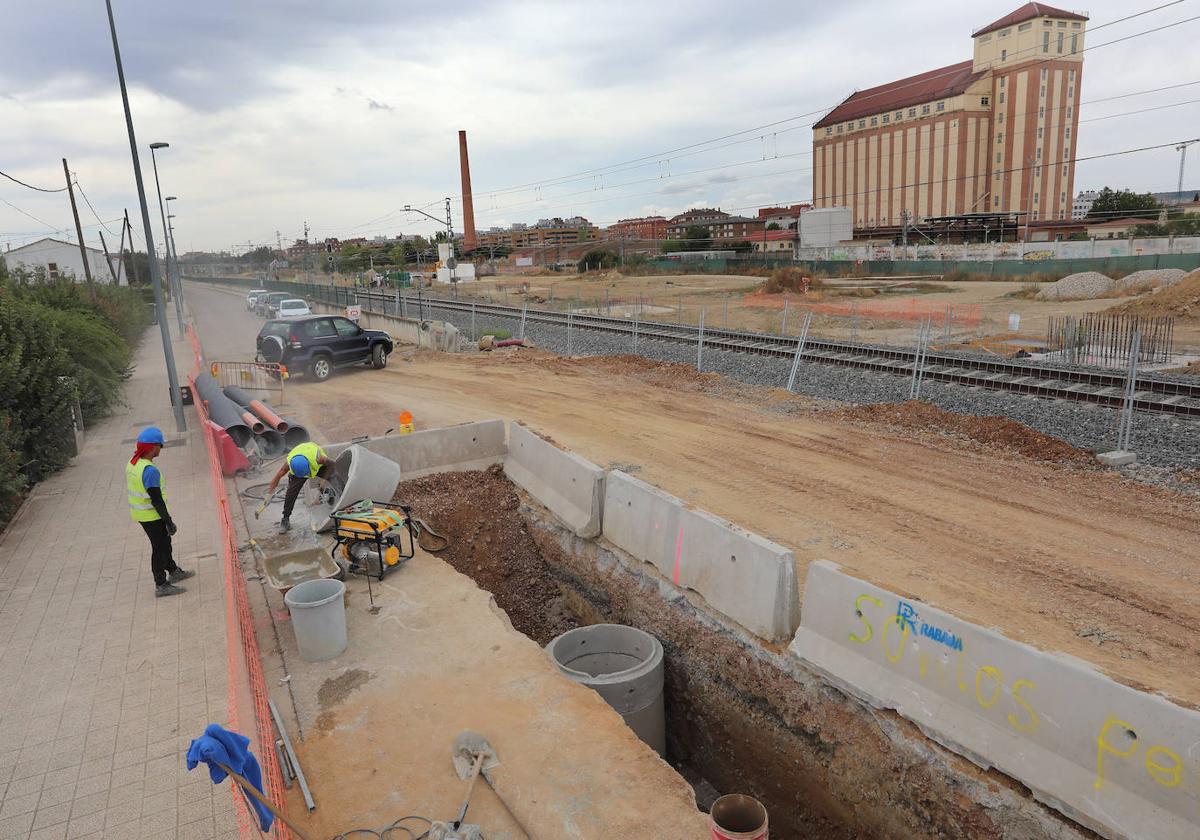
{"left": 284, "top": 578, "right": 347, "bottom": 662}
{"left": 546, "top": 624, "right": 665, "bottom": 756}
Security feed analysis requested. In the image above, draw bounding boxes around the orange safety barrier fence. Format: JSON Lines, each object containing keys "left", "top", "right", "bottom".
{"left": 742, "top": 292, "right": 983, "bottom": 326}
{"left": 188, "top": 325, "right": 292, "bottom": 839}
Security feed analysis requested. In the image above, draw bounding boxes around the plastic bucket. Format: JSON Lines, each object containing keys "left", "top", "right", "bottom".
{"left": 284, "top": 578, "right": 347, "bottom": 662}
{"left": 710, "top": 794, "right": 768, "bottom": 840}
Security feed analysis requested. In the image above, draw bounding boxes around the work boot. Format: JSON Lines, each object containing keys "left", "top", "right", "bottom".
{"left": 169, "top": 568, "right": 195, "bottom": 583}
{"left": 155, "top": 583, "right": 187, "bottom": 598}
{"left": 278, "top": 516, "right": 291, "bottom": 533}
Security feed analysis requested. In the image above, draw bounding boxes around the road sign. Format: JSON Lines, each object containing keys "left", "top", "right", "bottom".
{"left": 346, "top": 304, "right": 361, "bottom": 321}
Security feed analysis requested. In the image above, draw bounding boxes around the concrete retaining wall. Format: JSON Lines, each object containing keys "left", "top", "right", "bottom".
{"left": 790, "top": 560, "right": 1200, "bottom": 840}
{"left": 327, "top": 420, "right": 506, "bottom": 478}
{"left": 504, "top": 423, "right": 604, "bottom": 538}
{"left": 602, "top": 471, "right": 799, "bottom": 642}
{"left": 308, "top": 298, "right": 463, "bottom": 352}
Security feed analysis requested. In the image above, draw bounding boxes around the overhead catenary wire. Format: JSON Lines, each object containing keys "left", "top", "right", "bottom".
{"left": 70, "top": 175, "right": 120, "bottom": 236}
{"left": 453, "top": 1, "right": 1197, "bottom": 203}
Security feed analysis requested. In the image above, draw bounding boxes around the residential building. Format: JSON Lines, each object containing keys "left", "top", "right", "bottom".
{"left": 813, "top": 2, "right": 1087, "bottom": 232}
{"left": 751, "top": 230, "right": 798, "bottom": 253}
{"left": 1072, "top": 190, "right": 1098, "bottom": 219}
{"left": 476, "top": 217, "right": 599, "bottom": 250}
{"left": 605, "top": 216, "right": 668, "bottom": 241}
{"left": 1151, "top": 189, "right": 1200, "bottom": 207}
{"left": 1086, "top": 217, "right": 1154, "bottom": 239}
{"left": 757, "top": 204, "right": 812, "bottom": 229}
{"left": 2, "top": 237, "right": 119, "bottom": 283}
{"left": 665, "top": 209, "right": 764, "bottom": 241}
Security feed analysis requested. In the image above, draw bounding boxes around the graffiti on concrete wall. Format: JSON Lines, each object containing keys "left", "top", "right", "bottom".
{"left": 790, "top": 561, "right": 1200, "bottom": 839}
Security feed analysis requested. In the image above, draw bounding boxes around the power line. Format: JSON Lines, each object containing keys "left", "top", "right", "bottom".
{"left": 70, "top": 176, "right": 119, "bottom": 236}
{"left": 0, "top": 196, "right": 63, "bottom": 233}
{"left": 472, "top": 93, "right": 1200, "bottom": 222}
{"left": 462, "top": 3, "right": 1198, "bottom": 203}
{"left": 0, "top": 168, "right": 68, "bottom": 193}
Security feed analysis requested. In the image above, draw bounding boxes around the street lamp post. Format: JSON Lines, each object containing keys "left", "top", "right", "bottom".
{"left": 104, "top": 0, "right": 185, "bottom": 432}
{"left": 149, "top": 142, "right": 183, "bottom": 331}
{"left": 165, "top": 197, "right": 182, "bottom": 297}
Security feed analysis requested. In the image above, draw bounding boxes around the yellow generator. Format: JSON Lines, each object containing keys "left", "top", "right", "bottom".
{"left": 329, "top": 500, "right": 415, "bottom": 582}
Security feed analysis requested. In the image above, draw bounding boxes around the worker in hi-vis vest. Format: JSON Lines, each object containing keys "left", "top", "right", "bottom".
{"left": 128, "top": 427, "right": 195, "bottom": 597}
{"left": 265, "top": 441, "right": 333, "bottom": 532}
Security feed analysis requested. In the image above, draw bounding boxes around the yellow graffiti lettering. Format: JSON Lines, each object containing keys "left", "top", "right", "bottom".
{"left": 955, "top": 649, "right": 969, "bottom": 693}
{"left": 918, "top": 650, "right": 930, "bottom": 679}
{"left": 849, "top": 594, "right": 882, "bottom": 644}
{"left": 974, "top": 666, "right": 1002, "bottom": 709}
{"left": 881, "top": 615, "right": 909, "bottom": 664}
{"left": 1094, "top": 716, "right": 1138, "bottom": 791}
{"left": 1145, "top": 746, "right": 1182, "bottom": 789}
{"left": 1006, "top": 679, "right": 1039, "bottom": 734}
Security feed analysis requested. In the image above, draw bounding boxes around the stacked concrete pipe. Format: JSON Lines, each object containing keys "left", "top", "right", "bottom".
{"left": 306, "top": 444, "right": 402, "bottom": 532}
{"left": 193, "top": 373, "right": 253, "bottom": 447}
{"left": 223, "top": 385, "right": 310, "bottom": 448}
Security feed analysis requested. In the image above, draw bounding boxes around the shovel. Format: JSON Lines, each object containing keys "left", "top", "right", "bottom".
{"left": 254, "top": 485, "right": 282, "bottom": 519}
{"left": 451, "top": 730, "right": 535, "bottom": 839}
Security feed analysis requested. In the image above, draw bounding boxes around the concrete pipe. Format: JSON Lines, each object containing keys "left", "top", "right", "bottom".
{"left": 545, "top": 624, "right": 665, "bottom": 757}
{"left": 224, "top": 386, "right": 289, "bottom": 433}
{"left": 193, "top": 373, "right": 252, "bottom": 447}
{"left": 308, "top": 444, "right": 402, "bottom": 532}
{"left": 281, "top": 423, "right": 309, "bottom": 448}
{"left": 254, "top": 429, "right": 286, "bottom": 459}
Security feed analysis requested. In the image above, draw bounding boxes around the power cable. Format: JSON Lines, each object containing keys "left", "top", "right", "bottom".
{"left": 459, "top": 1, "right": 1196, "bottom": 202}
{"left": 70, "top": 176, "right": 119, "bottom": 236}
{"left": 0, "top": 168, "right": 68, "bottom": 193}
{"left": 0, "top": 196, "right": 63, "bottom": 234}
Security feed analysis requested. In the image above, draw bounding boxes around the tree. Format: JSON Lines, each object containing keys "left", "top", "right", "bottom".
{"left": 1087, "top": 187, "right": 1160, "bottom": 219}
{"left": 661, "top": 239, "right": 686, "bottom": 254}
{"left": 727, "top": 240, "right": 754, "bottom": 254}
{"left": 578, "top": 249, "right": 617, "bottom": 270}
{"left": 683, "top": 225, "right": 712, "bottom": 251}
{"left": 766, "top": 222, "right": 781, "bottom": 231}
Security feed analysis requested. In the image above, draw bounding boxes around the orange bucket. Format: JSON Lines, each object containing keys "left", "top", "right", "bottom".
{"left": 710, "top": 794, "right": 768, "bottom": 840}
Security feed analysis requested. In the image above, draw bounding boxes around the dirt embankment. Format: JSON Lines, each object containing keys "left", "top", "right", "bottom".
{"left": 833, "top": 401, "right": 1099, "bottom": 466}
{"left": 1109, "top": 271, "right": 1200, "bottom": 319}
{"left": 392, "top": 464, "right": 576, "bottom": 645}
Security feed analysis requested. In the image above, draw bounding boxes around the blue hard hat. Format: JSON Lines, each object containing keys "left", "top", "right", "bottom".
{"left": 289, "top": 454, "right": 311, "bottom": 476}
{"left": 136, "top": 426, "right": 165, "bottom": 445}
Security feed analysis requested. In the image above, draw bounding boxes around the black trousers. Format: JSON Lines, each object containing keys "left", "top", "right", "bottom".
{"left": 281, "top": 463, "right": 332, "bottom": 519}
{"left": 139, "top": 520, "right": 179, "bottom": 586}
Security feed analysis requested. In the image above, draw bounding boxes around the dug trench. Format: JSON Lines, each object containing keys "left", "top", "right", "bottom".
{"left": 394, "top": 466, "right": 1095, "bottom": 840}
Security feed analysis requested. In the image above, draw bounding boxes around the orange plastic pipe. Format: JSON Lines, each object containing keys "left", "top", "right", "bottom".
{"left": 248, "top": 400, "right": 289, "bottom": 433}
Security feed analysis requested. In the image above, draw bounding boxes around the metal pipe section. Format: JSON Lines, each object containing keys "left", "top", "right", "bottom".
{"left": 223, "top": 385, "right": 290, "bottom": 433}
{"left": 193, "top": 373, "right": 252, "bottom": 447}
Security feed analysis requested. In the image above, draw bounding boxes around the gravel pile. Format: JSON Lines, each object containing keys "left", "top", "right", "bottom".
{"left": 1036, "top": 272, "right": 1116, "bottom": 300}
{"left": 1115, "top": 268, "right": 1188, "bottom": 289}
{"left": 434, "top": 303, "right": 1198, "bottom": 471}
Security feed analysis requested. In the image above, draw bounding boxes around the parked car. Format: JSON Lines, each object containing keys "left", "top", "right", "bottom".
{"left": 256, "top": 315, "right": 393, "bottom": 381}
{"left": 276, "top": 298, "right": 312, "bottom": 318}
{"left": 246, "top": 289, "right": 268, "bottom": 310}
{"left": 255, "top": 292, "right": 290, "bottom": 318}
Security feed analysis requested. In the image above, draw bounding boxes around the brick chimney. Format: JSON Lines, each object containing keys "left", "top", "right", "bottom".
{"left": 458, "top": 130, "right": 477, "bottom": 251}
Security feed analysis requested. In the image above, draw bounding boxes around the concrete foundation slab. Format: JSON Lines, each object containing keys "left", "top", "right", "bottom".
{"left": 602, "top": 470, "right": 799, "bottom": 642}
{"left": 1098, "top": 450, "right": 1138, "bottom": 467}
{"left": 504, "top": 422, "right": 604, "bottom": 537}
{"left": 327, "top": 419, "right": 507, "bottom": 478}
{"left": 789, "top": 560, "right": 1200, "bottom": 840}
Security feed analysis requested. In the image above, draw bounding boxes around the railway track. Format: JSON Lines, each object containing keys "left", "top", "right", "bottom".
{"left": 372, "top": 293, "right": 1200, "bottom": 418}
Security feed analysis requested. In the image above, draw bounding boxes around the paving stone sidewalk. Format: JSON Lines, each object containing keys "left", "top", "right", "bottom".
{"left": 0, "top": 329, "right": 239, "bottom": 839}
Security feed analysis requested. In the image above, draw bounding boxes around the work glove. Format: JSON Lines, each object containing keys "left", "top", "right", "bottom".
{"left": 166, "top": 520, "right": 178, "bottom": 537}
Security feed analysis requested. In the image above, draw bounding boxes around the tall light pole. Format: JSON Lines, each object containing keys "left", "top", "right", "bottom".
{"left": 149, "top": 142, "right": 183, "bottom": 331}
{"left": 105, "top": 0, "right": 185, "bottom": 432}
{"left": 165, "top": 196, "right": 182, "bottom": 294}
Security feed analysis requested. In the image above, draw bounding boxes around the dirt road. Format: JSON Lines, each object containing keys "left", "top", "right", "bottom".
{"left": 189, "top": 282, "right": 1200, "bottom": 706}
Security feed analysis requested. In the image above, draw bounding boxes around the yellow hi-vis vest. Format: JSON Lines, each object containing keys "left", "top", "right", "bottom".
{"left": 287, "top": 442, "right": 326, "bottom": 478}
{"left": 127, "top": 458, "right": 165, "bottom": 522}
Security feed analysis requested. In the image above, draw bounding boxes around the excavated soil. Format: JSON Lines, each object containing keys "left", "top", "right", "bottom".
{"left": 1109, "top": 272, "right": 1200, "bottom": 319}
{"left": 833, "top": 400, "right": 1099, "bottom": 466}
{"left": 392, "top": 464, "right": 576, "bottom": 645}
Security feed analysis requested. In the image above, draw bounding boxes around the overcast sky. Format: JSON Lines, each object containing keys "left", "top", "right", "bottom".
{"left": 2, "top": 0, "right": 1198, "bottom": 254}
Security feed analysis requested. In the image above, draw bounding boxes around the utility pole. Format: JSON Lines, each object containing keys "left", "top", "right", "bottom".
{"left": 1177, "top": 140, "right": 1199, "bottom": 195}
{"left": 901, "top": 210, "right": 909, "bottom": 249}
{"left": 62, "top": 158, "right": 94, "bottom": 288}
{"left": 98, "top": 230, "right": 119, "bottom": 283}
{"left": 105, "top": 0, "right": 185, "bottom": 432}
{"left": 124, "top": 211, "right": 141, "bottom": 285}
